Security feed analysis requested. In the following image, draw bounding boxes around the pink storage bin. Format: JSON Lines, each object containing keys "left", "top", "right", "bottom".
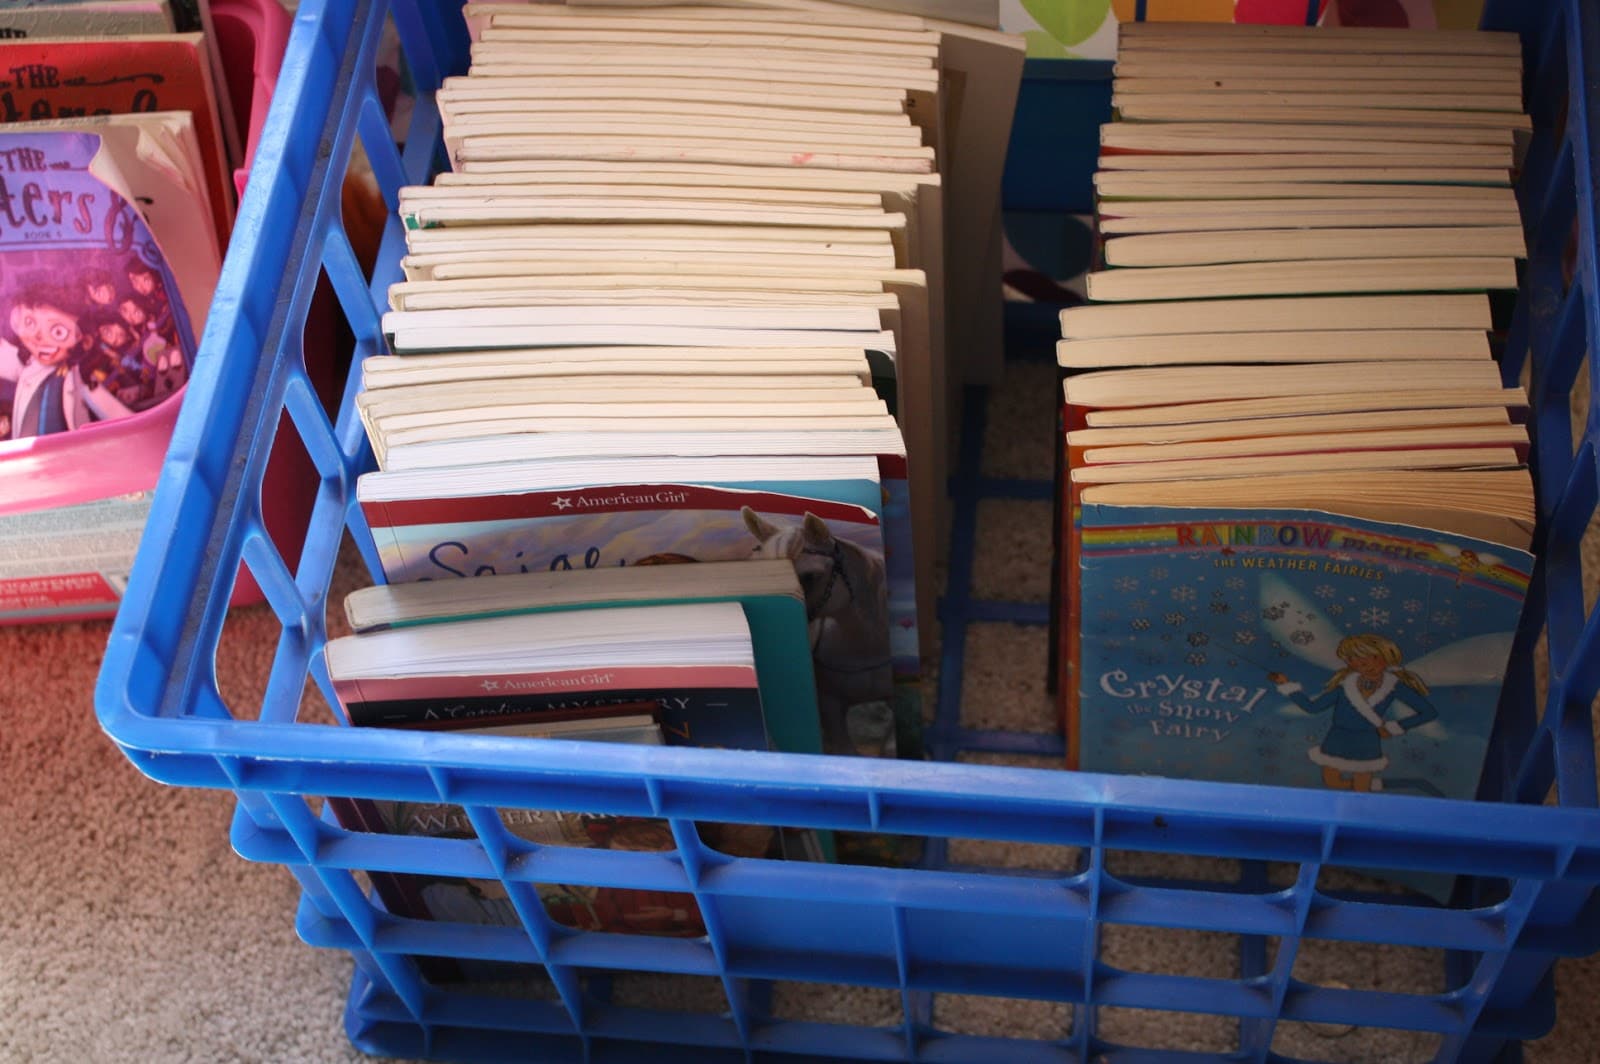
{"left": 0, "top": 0, "right": 331, "bottom": 624}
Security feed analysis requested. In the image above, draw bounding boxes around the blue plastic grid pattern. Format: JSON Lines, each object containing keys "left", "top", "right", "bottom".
{"left": 91, "top": 0, "right": 1600, "bottom": 1060}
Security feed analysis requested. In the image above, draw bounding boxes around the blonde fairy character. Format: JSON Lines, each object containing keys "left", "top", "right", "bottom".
{"left": 1268, "top": 633, "right": 1439, "bottom": 794}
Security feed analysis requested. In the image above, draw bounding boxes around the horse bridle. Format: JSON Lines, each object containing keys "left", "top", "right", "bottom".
{"left": 799, "top": 540, "right": 894, "bottom": 674}
{"left": 801, "top": 541, "right": 853, "bottom": 624}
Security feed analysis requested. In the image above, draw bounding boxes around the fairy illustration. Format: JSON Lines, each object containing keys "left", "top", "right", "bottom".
{"left": 1268, "top": 633, "right": 1438, "bottom": 793}
{"left": 1438, "top": 543, "right": 1508, "bottom": 590}
{"left": 1254, "top": 574, "right": 1516, "bottom": 797}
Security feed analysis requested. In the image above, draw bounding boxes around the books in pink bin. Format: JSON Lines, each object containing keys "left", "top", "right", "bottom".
{"left": 0, "top": 116, "right": 220, "bottom": 622}
{"left": 0, "top": 3, "right": 176, "bottom": 38}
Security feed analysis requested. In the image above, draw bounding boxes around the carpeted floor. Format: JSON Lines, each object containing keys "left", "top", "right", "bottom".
{"left": 4, "top": 361, "right": 1599, "bottom": 1063}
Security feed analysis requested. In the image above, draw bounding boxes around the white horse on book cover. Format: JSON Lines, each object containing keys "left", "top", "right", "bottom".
{"left": 742, "top": 506, "right": 892, "bottom": 752}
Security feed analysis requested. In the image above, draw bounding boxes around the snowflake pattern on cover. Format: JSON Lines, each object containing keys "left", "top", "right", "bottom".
{"left": 1077, "top": 505, "right": 1532, "bottom": 808}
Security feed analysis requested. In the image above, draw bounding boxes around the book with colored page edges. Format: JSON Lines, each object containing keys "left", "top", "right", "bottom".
{"left": 325, "top": 601, "right": 770, "bottom": 744}
{"left": 0, "top": 119, "right": 219, "bottom": 622}
{"left": 1074, "top": 503, "right": 1533, "bottom": 899}
{"left": 322, "top": 600, "right": 782, "bottom": 979}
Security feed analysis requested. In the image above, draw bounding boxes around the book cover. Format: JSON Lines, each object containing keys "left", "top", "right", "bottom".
{"left": 362, "top": 480, "right": 918, "bottom": 758}
{"left": 0, "top": 130, "right": 199, "bottom": 621}
{"left": 380, "top": 805, "right": 715, "bottom": 937}
{"left": 0, "top": 130, "right": 196, "bottom": 439}
{"left": 359, "top": 800, "right": 778, "bottom": 955}
{"left": 332, "top": 663, "right": 769, "bottom": 752}
{"left": 1075, "top": 504, "right": 1532, "bottom": 812}
{"left": 0, "top": 489, "right": 149, "bottom": 620}
{"left": 0, "top": 34, "right": 234, "bottom": 244}
{"left": 330, "top": 686, "right": 779, "bottom": 963}
{"left": 341, "top": 560, "right": 827, "bottom": 760}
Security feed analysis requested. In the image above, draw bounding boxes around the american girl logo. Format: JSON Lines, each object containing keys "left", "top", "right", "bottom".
{"left": 572, "top": 489, "right": 689, "bottom": 508}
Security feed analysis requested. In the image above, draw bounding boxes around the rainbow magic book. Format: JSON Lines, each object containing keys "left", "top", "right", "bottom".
{"left": 1076, "top": 504, "right": 1533, "bottom": 813}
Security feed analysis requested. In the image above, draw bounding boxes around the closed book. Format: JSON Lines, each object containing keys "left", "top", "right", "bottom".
{"left": 0, "top": 34, "right": 234, "bottom": 244}
{"left": 358, "top": 468, "right": 920, "bottom": 758}
{"left": 0, "top": 122, "right": 215, "bottom": 622}
{"left": 1074, "top": 503, "right": 1533, "bottom": 900}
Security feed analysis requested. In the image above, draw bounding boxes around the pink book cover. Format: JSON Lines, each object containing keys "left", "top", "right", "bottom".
{"left": 0, "top": 6, "right": 329, "bottom": 625}
{"left": 0, "top": 33, "right": 236, "bottom": 245}
{"left": 0, "top": 130, "right": 200, "bottom": 622}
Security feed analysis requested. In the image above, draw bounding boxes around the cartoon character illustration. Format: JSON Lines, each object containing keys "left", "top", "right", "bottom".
{"left": 140, "top": 327, "right": 186, "bottom": 401}
{"left": 741, "top": 506, "right": 892, "bottom": 754}
{"left": 418, "top": 875, "right": 518, "bottom": 928}
{"left": 82, "top": 267, "right": 118, "bottom": 311}
{"left": 91, "top": 313, "right": 140, "bottom": 370}
{"left": 0, "top": 280, "right": 131, "bottom": 438}
{"left": 1439, "top": 544, "right": 1506, "bottom": 589}
{"left": 117, "top": 293, "right": 154, "bottom": 337}
{"left": 124, "top": 259, "right": 173, "bottom": 335}
{"left": 1268, "top": 633, "right": 1438, "bottom": 793}
{"left": 87, "top": 312, "right": 149, "bottom": 407}
{"left": 1254, "top": 574, "right": 1516, "bottom": 797}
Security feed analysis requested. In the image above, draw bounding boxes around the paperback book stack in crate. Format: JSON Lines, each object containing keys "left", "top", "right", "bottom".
{"left": 1055, "top": 19, "right": 1538, "bottom": 900}
{"left": 320, "top": 0, "right": 1027, "bottom": 936}
{"left": 87, "top": 0, "right": 1600, "bottom": 1058}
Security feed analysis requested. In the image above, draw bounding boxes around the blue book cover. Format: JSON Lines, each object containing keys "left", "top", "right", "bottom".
{"left": 1077, "top": 505, "right": 1533, "bottom": 816}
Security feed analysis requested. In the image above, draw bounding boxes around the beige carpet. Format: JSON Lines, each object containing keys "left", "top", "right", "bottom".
{"left": 4, "top": 363, "right": 1600, "bottom": 1063}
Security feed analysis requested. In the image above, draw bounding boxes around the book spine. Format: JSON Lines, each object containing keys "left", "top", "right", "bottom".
{"left": 1056, "top": 403, "right": 1093, "bottom": 768}
{"left": 875, "top": 452, "right": 920, "bottom": 679}
{"left": 362, "top": 499, "right": 410, "bottom": 583}
{"left": 344, "top": 684, "right": 769, "bottom": 752}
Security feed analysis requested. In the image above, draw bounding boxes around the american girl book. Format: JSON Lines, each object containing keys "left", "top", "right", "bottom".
{"left": 324, "top": 603, "right": 787, "bottom": 976}
{"left": 360, "top": 476, "right": 918, "bottom": 759}
{"left": 351, "top": 802, "right": 783, "bottom": 984}
{"left": 330, "top": 725, "right": 784, "bottom": 981}
{"left": 1076, "top": 504, "right": 1533, "bottom": 814}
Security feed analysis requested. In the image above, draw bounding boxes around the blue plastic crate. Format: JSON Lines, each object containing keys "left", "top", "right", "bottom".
{"left": 93, "top": 0, "right": 1600, "bottom": 1060}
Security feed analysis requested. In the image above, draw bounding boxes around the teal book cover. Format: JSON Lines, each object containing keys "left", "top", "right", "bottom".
{"left": 1076, "top": 504, "right": 1533, "bottom": 811}
{"left": 370, "top": 585, "right": 823, "bottom": 761}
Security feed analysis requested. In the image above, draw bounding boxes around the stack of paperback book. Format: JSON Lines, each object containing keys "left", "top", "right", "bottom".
{"left": 321, "top": 0, "right": 1029, "bottom": 912}
{"left": 326, "top": 575, "right": 815, "bottom": 962}
{"left": 1053, "top": 22, "right": 1537, "bottom": 823}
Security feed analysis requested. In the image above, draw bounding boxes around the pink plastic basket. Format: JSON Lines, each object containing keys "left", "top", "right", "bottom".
{"left": 0, "top": 0, "right": 324, "bottom": 624}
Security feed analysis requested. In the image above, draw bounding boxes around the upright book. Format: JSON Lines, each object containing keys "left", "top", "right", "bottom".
{"left": 1073, "top": 501, "right": 1533, "bottom": 901}
{"left": 357, "top": 459, "right": 914, "bottom": 758}
{"left": 0, "top": 33, "right": 235, "bottom": 243}
{"left": 1056, "top": 18, "right": 1533, "bottom": 698}
{"left": 1076, "top": 503, "right": 1532, "bottom": 798}
{"left": 0, "top": 121, "right": 216, "bottom": 621}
